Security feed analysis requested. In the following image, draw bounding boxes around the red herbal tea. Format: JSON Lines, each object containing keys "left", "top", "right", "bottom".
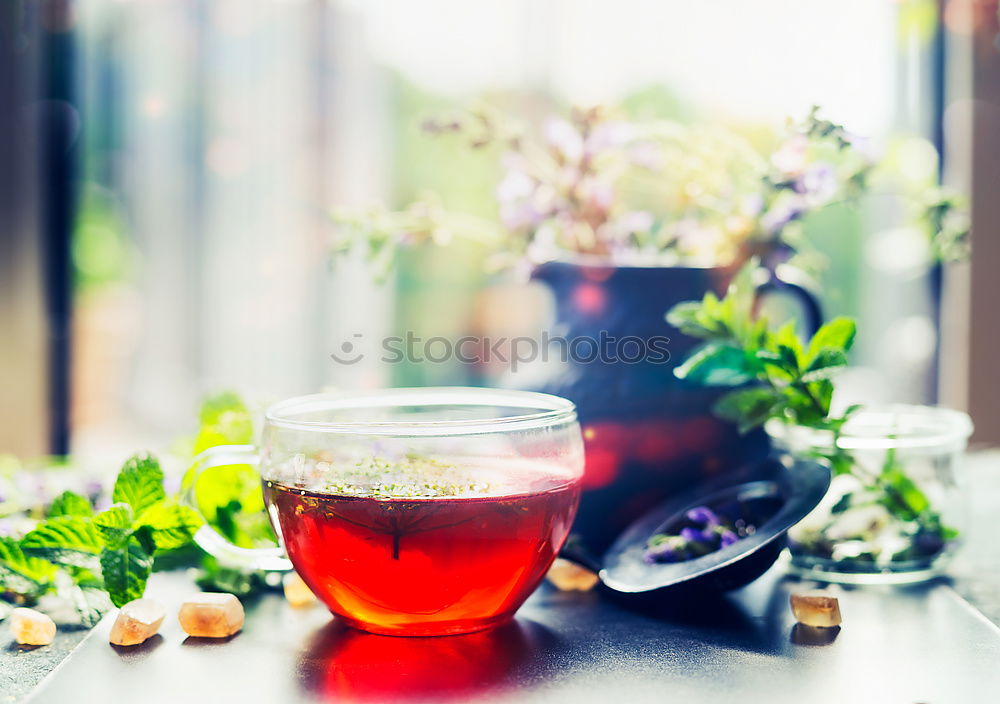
{"left": 263, "top": 458, "right": 580, "bottom": 636}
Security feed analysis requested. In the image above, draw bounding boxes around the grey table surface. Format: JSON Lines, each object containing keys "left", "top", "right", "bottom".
{"left": 7, "top": 452, "right": 1000, "bottom": 704}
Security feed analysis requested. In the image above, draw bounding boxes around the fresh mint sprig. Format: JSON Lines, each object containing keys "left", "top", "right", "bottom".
{"left": 3, "top": 454, "right": 203, "bottom": 617}
{"left": 666, "top": 260, "right": 953, "bottom": 556}
{"left": 667, "top": 260, "right": 858, "bottom": 436}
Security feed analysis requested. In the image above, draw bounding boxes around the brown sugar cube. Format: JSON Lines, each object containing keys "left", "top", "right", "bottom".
{"left": 283, "top": 572, "right": 317, "bottom": 608}
{"left": 790, "top": 592, "right": 842, "bottom": 628}
{"left": 9, "top": 608, "right": 56, "bottom": 646}
{"left": 546, "top": 558, "right": 600, "bottom": 592}
{"left": 178, "top": 593, "right": 244, "bottom": 638}
{"left": 109, "top": 598, "right": 165, "bottom": 646}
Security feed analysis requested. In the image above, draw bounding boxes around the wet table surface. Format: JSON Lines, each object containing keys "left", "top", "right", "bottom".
{"left": 12, "top": 453, "right": 1000, "bottom": 704}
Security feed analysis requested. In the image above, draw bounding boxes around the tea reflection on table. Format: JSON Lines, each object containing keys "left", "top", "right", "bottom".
{"left": 298, "top": 618, "right": 559, "bottom": 701}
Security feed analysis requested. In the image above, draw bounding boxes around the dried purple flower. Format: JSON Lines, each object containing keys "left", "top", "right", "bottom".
{"left": 679, "top": 526, "right": 706, "bottom": 544}
{"left": 720, "top": 530, "right": 740, "bottom": 548}
{"left": 685, "top": 506, "right": 720, "bottom": 527}
{"left": 644, "top": 534, "right": 686, "bottom": 564}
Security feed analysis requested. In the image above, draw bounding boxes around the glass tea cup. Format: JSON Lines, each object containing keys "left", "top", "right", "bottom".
{"left": 185, "top": 387, "right": 585, "bottom": 636}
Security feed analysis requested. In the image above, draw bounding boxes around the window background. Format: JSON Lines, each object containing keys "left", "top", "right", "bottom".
{"left": 67, "top": 0, "right": 948, "bottom": 457}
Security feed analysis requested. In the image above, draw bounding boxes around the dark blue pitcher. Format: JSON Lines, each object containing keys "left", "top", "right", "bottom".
{"left": 531, "top": 259, "right": 821, "bottom": 553}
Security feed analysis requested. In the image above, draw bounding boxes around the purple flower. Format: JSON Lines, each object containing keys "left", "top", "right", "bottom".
{"left": 680, "top": 526, "right": 706, "bottom": 544}
{"left": 497, "top": 170, "right": 546, "bottom": 231}
{"left": 760, "top": 197, "right": 805, "bottom": 236}
{"left": 720, "top": 530, "right": 740, "bottom": 548}
{"left": 685, "top": 506, "right": 720, "bottom": 527}
{"left": 801, "top": 162, "right": 838, "bottom": 205}
{"left": 644, "top": 536, "right": 685, "bottom": 563}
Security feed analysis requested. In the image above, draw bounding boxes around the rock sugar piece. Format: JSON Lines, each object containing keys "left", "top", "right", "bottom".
{"left": 546, "top": 558, "right": 600, "bottom": 592}
{"left": 109, "top": 598, "right": 165, "bottom": 646}
{"left": 178, "top": 593, "right": 245, "bottom": 638}
{"left": 9, "top": 607, "right": 56, "bottom": 646}
{"left": 283, "top": 572, "right": 317, "bottom": 608}
{"left": 790, "top": 591, "right": 842, "bottom": 628}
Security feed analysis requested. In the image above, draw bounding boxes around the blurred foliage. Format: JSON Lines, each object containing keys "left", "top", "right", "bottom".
{"left": 341, "top": 75, "right": 967, "bottom": 390}
{"left": 387, "top": 78, "right": 554, "bottom": 385}
{"left": 182, "top": 392, "right": 276, "bottom": 551}
{"left": 896, "top": 0, "right": 939, "bottom": 44}
{"left": 72, "top": 185, "right": 131, "bottom": 294}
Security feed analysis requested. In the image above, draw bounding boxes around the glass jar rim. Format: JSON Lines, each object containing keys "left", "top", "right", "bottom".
{"left": 264, "top": 387, "right": 578, "bottom": 436}
{"left": 765, "top": 404, "right": 973, "bottom": 452}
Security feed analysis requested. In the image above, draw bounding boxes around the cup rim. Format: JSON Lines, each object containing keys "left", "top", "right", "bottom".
{"left": 264, "top": 386, "right": 578, "bottom": 436}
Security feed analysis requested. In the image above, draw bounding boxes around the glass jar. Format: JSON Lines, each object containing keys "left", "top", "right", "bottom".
{"left": 766, "top": 405, "right": 973, "bottom": 584}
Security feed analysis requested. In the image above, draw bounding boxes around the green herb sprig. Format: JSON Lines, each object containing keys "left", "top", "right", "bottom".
{"left": 667, "top": 260, "right": 953, "bottom": 558}
{"left": 2, "top": 455, "right": 201, "bottom": 620}
{"left": 667, "top": 261, "right": 859, "bottom": 440}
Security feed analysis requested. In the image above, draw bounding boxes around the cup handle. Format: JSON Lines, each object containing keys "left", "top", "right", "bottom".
{"left": 183, "top": 444, "right": 292, "bottom": 572}
{"left": 754, "top": 264, "right": 823, "bottom": 335}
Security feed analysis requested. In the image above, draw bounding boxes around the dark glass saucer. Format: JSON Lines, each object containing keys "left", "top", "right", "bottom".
{"left": 587, "top": 455, "right": 830, "bottom": 596}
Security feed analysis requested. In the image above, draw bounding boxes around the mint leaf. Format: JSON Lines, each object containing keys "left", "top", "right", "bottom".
{"left": 21, "top": 516, "right": 102, "bottom": 570}
{"left": 137, "top": 502, "right": 202, "bottom": 551}
{"left": 195, "top": 556, "right": 264, "bottom": 597}
{"left": 48, "top": 490, "right": 93, "bottom": 518}
{"left": 113, "top": 454, "right": 166, "bottom": 516}
{"left": 53, "top": 571, "right": 110, "bottom": 628}
{"left": 100, "top": 536, "right": 154, "bottom": 608}
{"left": 800, "top": 349, "right": 849, "bottom": 382}
{"left": 94, "top": 504, "right": 135, "bottom": 548}
{"left": 67, "top": 585, "right": 111, "bottom": 628}
{"left": 674, "top": 343, "right": 754, "bottom": 386}
{"left": 769, "top": 321, "right": 804, "bottom": 369}
{"left": 187, "top": 467, "right": 274, "bottom": 550}
{"left": 0, "top": 536, "right": 58, "bottom": 598}
{"left": 713, "top": 388, "right": 784, "bottom": 434}
{"left": 666, "top": 300, "right": 728, "bottom": 339}
{"left": 194, "top": 392, "right": 254, "bottom": 454}
{"left": 64, "top": 564, "right": 104, "bottom": 589}
{"left": 878, "top": 465, "right": 930, "bottom": 520}
{"left": 806, "top": 317, "right": 856, "bottom": 362}
{"left": 199, "top": 391, "right": 249, "bottom": 426}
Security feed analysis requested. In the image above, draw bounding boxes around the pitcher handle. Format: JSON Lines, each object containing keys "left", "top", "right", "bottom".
{"left": 755, "top": 264, "right": 823, "bottom": 335}
{"left": 183, "top": 444, "right": 292, "bottom": 571}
